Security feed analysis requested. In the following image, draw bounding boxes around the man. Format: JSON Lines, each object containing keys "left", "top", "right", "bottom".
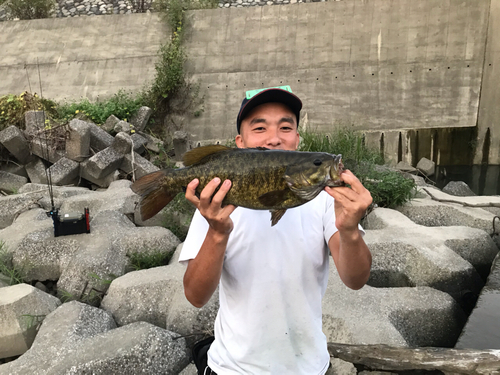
{"left": 179, "top": 86, "right": 372, "bottom": 374}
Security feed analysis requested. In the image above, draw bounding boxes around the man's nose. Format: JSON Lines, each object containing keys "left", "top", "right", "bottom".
{"left": 266, "top": 129, "right": 281, "bottom": 146}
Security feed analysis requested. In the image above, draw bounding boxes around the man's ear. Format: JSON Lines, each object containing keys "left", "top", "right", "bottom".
{"left": 235, "top": 134, "right": 244, "bottom": 148}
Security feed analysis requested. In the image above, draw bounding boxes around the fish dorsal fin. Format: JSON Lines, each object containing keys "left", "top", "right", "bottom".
{"left": 183, "top": 145, "right": 232, "bottom": 166}
{"left": 270, "top": 209, "right": 287, "bottom": 226}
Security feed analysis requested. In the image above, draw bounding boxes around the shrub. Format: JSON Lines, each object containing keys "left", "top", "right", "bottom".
{"left": 5, "top": 0, "right": 55, "bottom": 20}
{"left": 0, "top": 92, "right": 57, "bottom": 131}
{"left": 299, "top": 127, "right": 415, "bottom": 208}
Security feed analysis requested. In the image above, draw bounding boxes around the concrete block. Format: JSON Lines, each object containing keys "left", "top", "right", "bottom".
{"left": 80, "top": 147, "right": 123, "bottom": 180}
{"left": 173, "top": 131, "right": 189, "bottom": 161}
{"left": 80, "top": 168, "right": 120, "bottom": 188}
{"left": 66, "top": 119, "right": 91, "bottom": 162}
{"left": 25, "top": 157, "right": 48, "bottom": 184}
{"left": 88, "top": 121, "right": 114, "bottom": 152}
{"left": 48, "top": 157, "right": 80, "bottom": 186}
{"left": 0, "top": 170, "right": 28, "bottom": 193}
{"left": 0, "top": 284, "right": 61, "bottom": 359}
{"left": 30, "top": 138, "right": 65, "bottom": 164}
{"left": 140, "top": 132, "right": 164, "bottom": 153}
{"left": 442, "top": 181, "right": 476, "bottom": 197}
{"left": 113, "top": 120, "right": 134, "bottom": 134}
{"left": 102, "top": 115, "right": 120, "bottom": 133}
{"left": 111, "top": 132, "right": 133, "bottom": 155}
{"left": 0, "top": 126, "right": 32, "bottom": 164}
{"left": 130, "top": 133, "right": 147, "bottom": 154}
{"left": 130, "top": 106, "right": 153, "bottom": 132}
{"left": 416, "top": 157, "right": 435, "bottom": 177}
{"left": 0, "top": 161, "right": 28, "bottom": 179}
{"left": 24, "top": 111, "right": 45, "bottom": 132}
{"left": 121, "top": 152, "right": 159, "bottom": 179}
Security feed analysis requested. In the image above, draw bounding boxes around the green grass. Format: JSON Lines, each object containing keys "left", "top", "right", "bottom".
{"left": 0, "top": 241, "right": 27, "bottom": 285}
{"left": 128, "top": 250, "right": 174, "bottom": 270}
{"left": 57, "top": 90, "right": 145, "bottom": 125}
{"left": 298, "top": 126, "right": 416, "bottom": 208}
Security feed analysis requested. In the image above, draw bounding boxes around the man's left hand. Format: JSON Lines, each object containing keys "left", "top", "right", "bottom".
{"left": 325, "top": 170, "right": 372, "bottom": 233}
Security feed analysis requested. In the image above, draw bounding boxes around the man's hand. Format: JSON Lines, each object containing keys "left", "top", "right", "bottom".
{"left": 325, "top": 170, "right": 372, "bottom": 233}
{"left": 185, "top": 177, "right": 237, "bottom": 236}
{"left": 325, "top": 170, "right": 372, "bottom": 290}
{"left": 183, "top": 177, "right": 237, "bottom": 307}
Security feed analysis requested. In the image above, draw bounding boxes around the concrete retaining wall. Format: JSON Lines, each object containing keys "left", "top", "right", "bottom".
{"left": 0, "top": 0, "right": 499, "bottom": 165}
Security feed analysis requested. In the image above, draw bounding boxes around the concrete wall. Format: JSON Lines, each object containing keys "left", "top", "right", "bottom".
{"left": 0, "top": 0, "right": 499, "bottom": 165}
{"left": 0, "top": 13, "right": 168, "bottom": 101}
{"left": 183, "top": 0, "right": 491, "bottom": 165}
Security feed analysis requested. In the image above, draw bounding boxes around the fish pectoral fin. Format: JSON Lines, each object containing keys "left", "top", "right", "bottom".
{"left": 287, "top": 181, "right": 324, "bottom": 201}
{"left": 270, "top": 209, "right": 287, "bottom": 226}
{"left": 258, "top": 189, "right": 292, "bottom": 206}
{"left": 183, "top": 145, "right": 232, "bottom": 166}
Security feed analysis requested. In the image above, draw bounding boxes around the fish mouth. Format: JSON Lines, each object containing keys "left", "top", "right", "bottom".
{"left": 326, "top": 154, "right": 345, "bottom": 187}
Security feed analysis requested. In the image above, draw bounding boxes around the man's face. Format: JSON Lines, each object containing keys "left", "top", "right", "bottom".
{"left": 235, "top": 102, "right": 300, "bottom": 151}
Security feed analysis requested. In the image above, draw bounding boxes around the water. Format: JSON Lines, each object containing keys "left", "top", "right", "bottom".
{"left": 455, "top": 289, "right": 500, "bottom": 349}
{"left": 433, "top": 165, "right": 500, "bottom": 196}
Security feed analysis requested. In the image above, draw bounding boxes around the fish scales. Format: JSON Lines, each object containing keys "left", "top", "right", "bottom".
{"left": 131, "top": 145, "right": 344, "bottom": 225}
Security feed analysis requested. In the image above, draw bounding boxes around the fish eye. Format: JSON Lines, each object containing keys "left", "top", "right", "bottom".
{"left": 313, "top": 159, "right": 322, "bottom": 166}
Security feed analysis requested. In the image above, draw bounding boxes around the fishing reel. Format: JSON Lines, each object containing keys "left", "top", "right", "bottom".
{"left": 46, "top": 208, "right": 90, "bottom": 237}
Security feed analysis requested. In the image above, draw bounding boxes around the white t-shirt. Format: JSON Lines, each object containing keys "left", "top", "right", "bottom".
{"left": 179, "top": 191, "right": 338, "bottom": 375}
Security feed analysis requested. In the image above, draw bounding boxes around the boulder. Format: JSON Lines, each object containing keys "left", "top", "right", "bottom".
{"left": 443, "top": 181, "right": 476, "bottom": 197}
{"left": 130, "top": 106, "right": 153, "bottom": 132}
{"left": 0, "top": 301, "right": 190, "bottom": 374}
{"left": 25, "top": 158, "right": 48, "bottom": 184}
{"left": 416, "top": 157, "right": 435, "bottom": 177}
{"left": 66, "top": 119, "right": 91, "bottom": 162}
{"left": 47, "top": 157, "right": 79, "bottom": 186}
{"left": 0, "top": 171, "right": 27, "bottom": 194}
{"left": 0, "top": 126, "right": 32, "bottom": 164}
{"left": 0, "top": 284, "right": 61, "bottom": 359}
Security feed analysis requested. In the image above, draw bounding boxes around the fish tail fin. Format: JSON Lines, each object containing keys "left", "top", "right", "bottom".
{"left": 131, "top": 170, "right": 177, "bottom": 221}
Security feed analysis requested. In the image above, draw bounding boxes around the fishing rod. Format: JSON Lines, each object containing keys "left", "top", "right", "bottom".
{"left": 29, "top": 60, "right": 90, "bottom": 237}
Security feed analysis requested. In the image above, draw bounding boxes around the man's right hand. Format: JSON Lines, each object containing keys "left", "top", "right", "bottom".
{"left": 183, "top": 177, "right": 237, "bottom": 308}
{"left": 185, "top": 177, "right": 237, "bottom": 235}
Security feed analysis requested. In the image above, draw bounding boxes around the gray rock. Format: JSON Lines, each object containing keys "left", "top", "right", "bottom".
{"left": 59, "top": 179, "right": 138, "bottom": 216}
{"left": 442, "top": 181, "right": 476, "bottom": 197}
{"left": 0, "top": 284, "right": 61, "bottom": 359}
{"left": 111, "top": 131, "right": 133, "bottom": 155}
{"left": 47, "top": 157, "right": 80, "bottom": 186}
{"left": 25, "top": 157, "right": 48, "bottom": 184}
{"left": 121, "top": 152, "right": 160, "bottom": 179}
{"left": 364, "top": 208, "right": 497, "bottom": 302}
{"left": 416, "top": 157, "right": 435, "bottom": 177}
{"left": 80, "top": 147, "right": 123, "bottom": 180}
{"left": 130, "top": 132, "right": 147, "bottom": 154}
{"left": 66, "top": 119, "right": 91, "bottom": 162}
{"left": 88, "top": 121, "right": 114, "bottom": 151}
{"left": 29, "top": 138, "right": 65, "bottom": 164}
{"left": 140, "top": 132, "right": 164, "bottom": 153}
{"left": 102, "top": 115, "right": 120, "bottom": 133}
{"left": 24, "top": 111, "right": 45, "bottom": 132}
{"left": 129, "top": 106, "right": 153, "bottom": 132}
{"left": 395, "top": 161, "right": 417, "bottom": 174}
{"left": 113, "top": 120, "right": 133, "bottom": 134}
{"left": 0, "top": 126, "right": 32, "bottom": 164}
{"left": 80, "top": 168, "right": 120, "bottom": 188}
{"left": 0, "top": 171, "right": 27, "bottom": 194}
{"left": 173, "top": 131, "right": 189, "bottom": 161}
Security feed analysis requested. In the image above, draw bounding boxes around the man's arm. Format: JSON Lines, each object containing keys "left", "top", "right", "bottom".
{"left": 183, "top": 178, "right": 236, "bottom": 308}
{"left": 325, "top": 170, "right": 372, "bottom": 290}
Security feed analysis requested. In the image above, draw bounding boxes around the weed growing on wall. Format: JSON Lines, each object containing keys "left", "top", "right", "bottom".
{"left": 4, "top": 0, "right": 55, "bottom": 20}
{"left": 128, "top": 250, "right": 174, "bottom": 270}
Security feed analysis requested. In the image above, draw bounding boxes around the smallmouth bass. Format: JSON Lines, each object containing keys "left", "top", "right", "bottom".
{"left": 131, "top": 145, "right": 344, "bottom": 226}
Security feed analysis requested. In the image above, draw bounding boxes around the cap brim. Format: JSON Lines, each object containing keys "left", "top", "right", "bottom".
{"left": 237, "top": 88, "right": 302, "bottom": 132}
